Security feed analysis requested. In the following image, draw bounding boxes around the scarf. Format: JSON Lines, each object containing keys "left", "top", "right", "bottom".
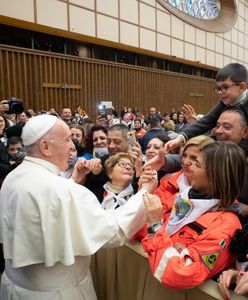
{"left": 176, "top": 172, "right": 190, "bottom": 193}
{"left": 101, "top": 182, "right": 134, "bottom": 210}
{"left": 166, "top": 187, "right": 220, "bottom": 236}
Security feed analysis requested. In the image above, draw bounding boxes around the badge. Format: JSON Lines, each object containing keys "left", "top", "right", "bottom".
{"left": 219, "top": 240, "right": 226, "bottom": 248}
{"left": 201, "top": 252, "right": 219, "bottom": 270}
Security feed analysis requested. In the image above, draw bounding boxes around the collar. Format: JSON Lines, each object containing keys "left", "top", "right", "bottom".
{"left": 189, "top": 188, "right": 220, "bottom": 200}
{"left": 24, "top": 156, "right": 61, "bottom": 175}
{"left": 230, "top": 89, "right": 248, "bottom": 106}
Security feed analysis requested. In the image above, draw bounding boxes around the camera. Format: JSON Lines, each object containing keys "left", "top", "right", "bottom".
{"left": 4, "top": 97, "right": 24, "bottom": 114}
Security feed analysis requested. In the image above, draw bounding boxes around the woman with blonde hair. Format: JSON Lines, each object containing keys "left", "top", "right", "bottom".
{"left": 154, "top": 135, "right": 215, "bottom": 211}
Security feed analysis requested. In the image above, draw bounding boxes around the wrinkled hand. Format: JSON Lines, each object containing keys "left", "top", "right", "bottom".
{"left": 218, "top": 269, "right": 239, "bottom": 300}
{"left": 70, "top": 158, "right": 90, "bottom": 184}
{"left": 85, "top": 158, "right": 102, "bottom": 175}
{"left": 182, "top": 104, "right": 197, "bottom": 124}
{"left": 143, "top": 193, "right": 163, "bottom": 226}
{"left": 138, "top": 166, "right": 158, "bottom": 193}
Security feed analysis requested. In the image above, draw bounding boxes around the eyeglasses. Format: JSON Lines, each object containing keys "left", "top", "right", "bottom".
{"left": 114, "top": 160, "right": 134, "bottom": 171}
{"left": 214, "top": 83, "right": 240, "bottom": 93}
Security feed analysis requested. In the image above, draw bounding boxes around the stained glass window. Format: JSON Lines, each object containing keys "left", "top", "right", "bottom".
{"left": 166, "top": 0, "right": 220, "bottom": 19}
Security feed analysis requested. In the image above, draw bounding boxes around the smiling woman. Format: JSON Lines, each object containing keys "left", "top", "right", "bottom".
{"left": 102, "top": 152, "right": 135, "bottom": 210}
{"left": 157, "top": 0, "right": 237, "bottom": 32}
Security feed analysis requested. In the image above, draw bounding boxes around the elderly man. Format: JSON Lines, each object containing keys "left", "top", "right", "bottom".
{"left": 0, "top": 115, "right": 160, "bottom": 300}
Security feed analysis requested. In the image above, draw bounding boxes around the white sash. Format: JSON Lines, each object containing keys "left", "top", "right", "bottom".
{"left": 176, "top": 172, "right": 190, "bottom": 192}
{"left": 166, "top": 187, "right": 220, "bottom": 236}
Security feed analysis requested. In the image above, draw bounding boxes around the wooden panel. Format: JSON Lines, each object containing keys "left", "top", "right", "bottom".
{"left": 0, "top": 44, "right": 217, "bottom": 120}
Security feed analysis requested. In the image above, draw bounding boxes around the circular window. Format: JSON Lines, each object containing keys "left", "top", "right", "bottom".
{"left": 157, "top": 0, "right": 237, "bottom": 32}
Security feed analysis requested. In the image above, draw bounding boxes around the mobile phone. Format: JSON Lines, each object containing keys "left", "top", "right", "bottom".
{"left": 127, "top": 131, "right": 136, "bottom": 150}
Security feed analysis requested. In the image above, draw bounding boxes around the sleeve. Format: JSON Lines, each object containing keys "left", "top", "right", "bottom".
{"left": 181, "top": 101, "right": 226, "bottom": 141}
{"left": 142, "top": 214, "right": 240, "bottom": 289}
{"left": 154, "top": 177, "right": 178, "bottom": 211}
{"left": 161, "top": 154, "right": 182, "bottom": 173}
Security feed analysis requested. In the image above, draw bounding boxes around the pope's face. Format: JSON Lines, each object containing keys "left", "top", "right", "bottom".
{"left": 47, "top": 121, "right": 73, "bottom": 171}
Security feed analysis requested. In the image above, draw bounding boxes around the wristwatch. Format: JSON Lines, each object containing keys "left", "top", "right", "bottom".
{"left": 148, "top": 223, "right": 162, "bottom": 235}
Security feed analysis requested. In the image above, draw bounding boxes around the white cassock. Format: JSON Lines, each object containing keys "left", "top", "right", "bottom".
{"left": 0, "top": 156, "right": 147, "bottom": 300}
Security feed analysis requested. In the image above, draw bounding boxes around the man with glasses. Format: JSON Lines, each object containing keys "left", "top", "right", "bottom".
{"left": 165, "top": 63, "right": 248, "bottom": 151}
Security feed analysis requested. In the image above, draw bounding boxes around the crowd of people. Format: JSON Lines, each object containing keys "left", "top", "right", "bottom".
{"left": 0, "top": 62, "right": 248, "bottom": 299}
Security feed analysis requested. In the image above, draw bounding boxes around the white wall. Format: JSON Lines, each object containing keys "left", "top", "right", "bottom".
{"left": 0, "top": 0, "right": 247, "bottom": 68}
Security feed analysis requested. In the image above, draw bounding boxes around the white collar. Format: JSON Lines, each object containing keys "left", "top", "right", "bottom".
{"left": 24, "top": 156, "right": 61, "bottom": 175}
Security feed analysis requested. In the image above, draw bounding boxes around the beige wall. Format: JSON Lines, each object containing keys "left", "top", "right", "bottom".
{"left": 0, "top": 0, "right": 248, "bottom": 69}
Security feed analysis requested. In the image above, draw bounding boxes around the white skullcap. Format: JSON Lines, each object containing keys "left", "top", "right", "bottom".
{"left": 22, "top": 115, "right": 58, "bottom": 146}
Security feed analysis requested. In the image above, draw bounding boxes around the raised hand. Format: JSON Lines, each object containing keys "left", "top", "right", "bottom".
{"left": 129, "top": 141, "right": 143, "bottom": 177}
{"left": 71, "top": 158, "right": 90, "bottom": 184}
{"left": 138, "top": 166, "right": 158, "bottom": 193}
{"left": 143, "top": 149, "right": 165, "bottom": 171}
{"left": 182, "top": 104, "right": 197, "bottom": 124}
{"left": 85, "top": 158, "right": 103, "bottom": 175}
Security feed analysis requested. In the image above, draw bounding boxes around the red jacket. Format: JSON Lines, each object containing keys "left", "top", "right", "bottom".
{"left": 142, "top": 210, "right": 241, "bottom": 289}
{"left": 154, "top": 171, "right": 183, "bottom": 212}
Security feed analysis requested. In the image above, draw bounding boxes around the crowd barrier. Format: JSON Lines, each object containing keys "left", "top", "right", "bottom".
{"left": 91, "top": 240, "right": 247, "bottom": 300}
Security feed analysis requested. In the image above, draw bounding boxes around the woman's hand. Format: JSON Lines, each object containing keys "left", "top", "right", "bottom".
{"left": 143, "top": 193, "right": 163, "bottom": 226}
{"left": 217, "top": 269, "right": 239, "bottom": 300}
{"left": 138, "top": 166, "right": 158, "bottom": 193}
{"left": 129, "top": 141, "right": 143, "bottom": 177}
{"left": 143, "top": 149, "right": 165, "bottom": 171}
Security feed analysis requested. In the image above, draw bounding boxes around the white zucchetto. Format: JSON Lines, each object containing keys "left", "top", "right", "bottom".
{"left": 22, "top": 115, "right": 58, "bottom": 146}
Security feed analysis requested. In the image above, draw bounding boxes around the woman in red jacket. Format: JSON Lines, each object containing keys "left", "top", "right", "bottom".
{"left": 154, "top": 135, "right": 215, "bottom": 212}
{"left": 134, "top": 135, "right": 215, "bottom": 240}
{"left": 142, "top": 141, "right": 246, "bottom": 289}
